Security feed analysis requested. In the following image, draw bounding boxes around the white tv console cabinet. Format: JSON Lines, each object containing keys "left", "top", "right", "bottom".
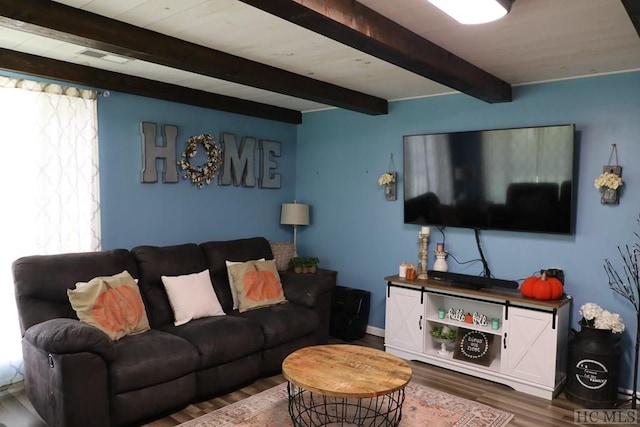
{"left": 384, "top": 275, "right": 572, "bottom": 399}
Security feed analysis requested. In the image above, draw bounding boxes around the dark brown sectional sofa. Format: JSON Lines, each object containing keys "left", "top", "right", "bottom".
{"left": 12, "top": 237, "right": 336, "bottom": 427}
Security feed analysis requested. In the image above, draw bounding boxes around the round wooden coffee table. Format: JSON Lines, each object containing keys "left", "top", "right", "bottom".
{"left": 282, "top": 344, "right": 412, "bottom": 427}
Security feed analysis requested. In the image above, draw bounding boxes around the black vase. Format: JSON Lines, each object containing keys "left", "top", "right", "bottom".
{"left": 565, "top": 322, "right": 622, "bottom": 408}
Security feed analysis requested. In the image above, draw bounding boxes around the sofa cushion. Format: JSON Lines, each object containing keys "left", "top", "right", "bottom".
{"left": 67, "top": 271, "right": 150, "bottom": 341}
{"left": 161, "top": 315, "right": 264, "bottom": 368}
{"left": 161, "top": 269, "right": 225, "bottom": 326}
{"left": 225, "top": 258, "right": 265, "bottom": 310}
{"left": 228, "top": 260, "right": 287, "bottom": 313}
{"left": 237, "top": 303, "right": 318, "bottom": 348}
{"left": 109, "top": 329, "right": 198, "bottom": 394}
{"left": 132, "top": 243, "right": 209, "bottom": 328}
{"left": 200, "top": 237, "right": 274, "bottom": 312}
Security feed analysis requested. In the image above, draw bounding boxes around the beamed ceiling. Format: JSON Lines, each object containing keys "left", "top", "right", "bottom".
{"left": 0, "top": 0, "right": 638, "bottom": 124}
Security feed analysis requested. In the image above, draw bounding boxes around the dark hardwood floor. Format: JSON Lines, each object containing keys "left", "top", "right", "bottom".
{"left": 0, "top": 334, "right": 606, "bottom": 426}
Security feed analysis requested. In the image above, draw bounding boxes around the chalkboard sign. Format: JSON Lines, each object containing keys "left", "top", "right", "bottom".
{"left": 453, "top": 328, "right": 495, "bottom": 367}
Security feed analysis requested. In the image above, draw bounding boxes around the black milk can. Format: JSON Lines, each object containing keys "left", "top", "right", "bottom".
{"left": 565, "top": 323, "right": 622, "bottom": 408}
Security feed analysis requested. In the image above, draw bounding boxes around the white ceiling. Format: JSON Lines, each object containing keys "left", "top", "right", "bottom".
{"left": 1, "top": 0, "right": 639, "bottom": 113}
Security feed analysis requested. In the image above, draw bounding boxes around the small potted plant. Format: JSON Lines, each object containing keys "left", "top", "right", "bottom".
{"left": 431, "top": 325, "right": 457, "bottom": 341}
{"left": 431, "top": 325, "right": 457, "bottom": 353}
{"left": 289, "top": 256, "right": 320, "bottom": 273}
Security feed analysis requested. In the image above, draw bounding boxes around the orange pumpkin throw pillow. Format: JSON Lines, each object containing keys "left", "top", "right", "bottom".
{"left": 68, "top": 270, "right": 151, "bottom": 340}
{"left": 227, "top": 260, "right": 287, "bottom": 313}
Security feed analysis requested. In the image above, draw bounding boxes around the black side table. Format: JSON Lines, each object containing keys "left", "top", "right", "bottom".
{"left": 330, "top": 285, "right": 371, "bottom": 341}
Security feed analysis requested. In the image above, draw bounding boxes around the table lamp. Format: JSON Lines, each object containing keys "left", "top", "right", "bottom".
{"left": 280, "top": 201, "right": 309, "bottom": 256}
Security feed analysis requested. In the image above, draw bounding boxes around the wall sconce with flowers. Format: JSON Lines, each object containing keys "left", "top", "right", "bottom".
{"left": 595, "top": 144, "right": 623, "bottom": 205}
{"left": 378, "top": 153, "right": 397, "bottom": 201}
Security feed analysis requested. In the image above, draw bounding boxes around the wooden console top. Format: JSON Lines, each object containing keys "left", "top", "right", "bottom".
{"left": 385, "top": 275, "right": 571, "bottom": 310}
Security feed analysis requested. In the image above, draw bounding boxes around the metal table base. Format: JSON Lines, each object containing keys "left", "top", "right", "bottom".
{"left": 287, "top": 382, "right": 406, "bottom": 427}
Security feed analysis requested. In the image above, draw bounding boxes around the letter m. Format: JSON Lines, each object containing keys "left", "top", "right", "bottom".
{"left": 218, "top": 133, "right": 256, "bottom": 187}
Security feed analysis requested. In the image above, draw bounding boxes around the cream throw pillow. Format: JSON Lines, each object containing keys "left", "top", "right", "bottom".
{"left": 161, "top": 269, "right": 225, "bottom": 326}
{"left": 225, "top": 258, "right": 265, "bottom": 310}
{"left": 67, "top": 270, "right": 150, "bottom": 341}
{"left": 227, "top": 259, "right": 287, "bottom": 313}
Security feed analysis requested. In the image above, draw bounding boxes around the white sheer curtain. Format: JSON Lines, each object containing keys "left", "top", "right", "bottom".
{"left": 0, "top": 77, "right": 101, "bottom": 391}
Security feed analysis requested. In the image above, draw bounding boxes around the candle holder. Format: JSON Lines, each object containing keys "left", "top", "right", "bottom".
{"left": 418, "top": 229, "right": 429, "bottom": 279}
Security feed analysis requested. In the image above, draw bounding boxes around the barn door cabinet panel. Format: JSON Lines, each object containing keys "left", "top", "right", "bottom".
{"left": 384, "top": 284, "right": 425, "bottom": 354}
{"left": 384, "top": 276, "right": 571, "bottom": 400}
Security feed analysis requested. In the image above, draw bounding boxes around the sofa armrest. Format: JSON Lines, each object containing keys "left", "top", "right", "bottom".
{"left": 24, "top": 318, "right": 115, "bottom": 361}
{"left": 280, "top": 269, "right": 336, "bottom": 308}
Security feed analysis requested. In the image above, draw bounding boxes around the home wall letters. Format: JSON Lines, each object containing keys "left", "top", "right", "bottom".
{"left": 139, "top": 122, "right": 281, "bottom": 188}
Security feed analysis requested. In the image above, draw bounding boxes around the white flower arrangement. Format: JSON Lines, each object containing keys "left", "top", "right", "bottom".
{"left": 579, "top": 302, "right": 625, "bottom": 334}
{"left": 594, "top": 172, "right": 623, "bottom": 190}
{"left": 378, "top": 172, "right": 395, "bottom": 186}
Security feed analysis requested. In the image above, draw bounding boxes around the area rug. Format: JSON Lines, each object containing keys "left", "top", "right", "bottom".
{"left": 178, "top": 382, "right": 513, "bottom": 427}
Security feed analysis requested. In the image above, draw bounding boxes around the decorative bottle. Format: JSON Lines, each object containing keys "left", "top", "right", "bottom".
{"left": 433, "top": 252, "right": 448, "bottom": 272}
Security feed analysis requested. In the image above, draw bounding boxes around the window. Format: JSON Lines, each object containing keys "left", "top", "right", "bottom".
{"left": 0, "top": 77, "right": 101, "bottom": 390}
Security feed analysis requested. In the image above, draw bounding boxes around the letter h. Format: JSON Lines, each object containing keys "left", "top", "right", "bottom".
{"left": 140, "top": 122, "right": 178, "bottom": 183}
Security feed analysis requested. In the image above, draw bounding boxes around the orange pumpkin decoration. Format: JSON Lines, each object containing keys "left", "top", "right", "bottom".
{"left": 92, "top": 285, "right": 144, "bottom": 332}
{"left": 520, "top": 271, "right": 564, "bottom": 300}
{"left": 519, "top": 275, "right": 539, "bottom": 298}
{"left": 243, "top": 271, "right": 283, "bottom": 301}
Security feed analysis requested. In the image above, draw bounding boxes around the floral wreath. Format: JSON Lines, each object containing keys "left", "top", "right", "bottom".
{"left": 178, "top": 134, "right": 223, "bottom": 188}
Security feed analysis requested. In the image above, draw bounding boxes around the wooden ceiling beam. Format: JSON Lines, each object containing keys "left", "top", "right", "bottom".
{"left": 622, "top": 0, "right": 640, "bottom": 39}
{"left": 0, "top": 0, "right": 387, "bottom": 115}
{"left": 0, "top": 49, "right": 302, "bottom": 124}
{"left": 238, "top": 0, "right": 512, "bottom": 103}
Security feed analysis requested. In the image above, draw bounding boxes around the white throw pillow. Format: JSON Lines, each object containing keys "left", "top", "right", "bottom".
{"left": 225, "top": 258, "right": 265, "bottom": 310}
{"left": 161, "top": 269, "right": 225, "bottom": 326}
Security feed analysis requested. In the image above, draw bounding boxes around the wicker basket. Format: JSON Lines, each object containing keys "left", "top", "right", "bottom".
{"left": 269, "top": 242, "right": 294, "bottom": 271}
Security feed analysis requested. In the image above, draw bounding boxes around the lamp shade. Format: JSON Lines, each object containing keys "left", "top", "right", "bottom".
{"left": 280, "top": 203, "right": 309, "bottom": 226}
{"left": 428, "top": 0, "right": 513, "bottom": 24}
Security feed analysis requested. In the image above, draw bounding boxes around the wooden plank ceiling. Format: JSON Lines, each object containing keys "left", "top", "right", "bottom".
{"left": 0, "top": 0, "right": 638, "bottom": 124}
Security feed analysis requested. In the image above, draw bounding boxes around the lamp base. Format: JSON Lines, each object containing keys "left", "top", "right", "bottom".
{"left": 292, "top": 225, "right": 299, "bottom": 257}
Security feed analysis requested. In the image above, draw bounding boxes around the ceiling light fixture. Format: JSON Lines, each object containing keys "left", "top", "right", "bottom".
{"left": 427, "top": 0, "right": 514, "bottom": 25}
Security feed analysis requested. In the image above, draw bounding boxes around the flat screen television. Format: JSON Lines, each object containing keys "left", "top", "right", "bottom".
{"left": 403, "top": 124, "right": 577, "bottom": 234}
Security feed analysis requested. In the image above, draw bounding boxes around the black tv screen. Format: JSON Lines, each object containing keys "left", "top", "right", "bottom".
{"left": 403, "top": 124, "right": 577, "bottom": 234}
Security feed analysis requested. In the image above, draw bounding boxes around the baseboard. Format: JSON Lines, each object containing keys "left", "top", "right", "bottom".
{"left": 366, "top": 325, "right": 384, "bottom": 337}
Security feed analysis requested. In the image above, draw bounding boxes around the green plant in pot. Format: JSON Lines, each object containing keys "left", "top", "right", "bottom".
{"left": 430, "top": 325, "right": 457, "bottom": 353}
{"left": 431, "top": 325, "right": 457, "bottom": 341}
{"left": 289, "top": 256, "right": 320, "bottom": 273}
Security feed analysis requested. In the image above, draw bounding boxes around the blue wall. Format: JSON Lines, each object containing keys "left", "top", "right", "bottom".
{"left": 7, "top": 68, "right": 640, "bottom": 390}
{"left": 296, "top": 71, "right": 640, "bottom": 390}
{"left": 97, "top": 92, "right": 298, "bottom": 249}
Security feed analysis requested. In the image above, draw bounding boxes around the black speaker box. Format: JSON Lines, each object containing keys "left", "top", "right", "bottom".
{"left": 330, "top": 286, "right": 371, "bottom": 341}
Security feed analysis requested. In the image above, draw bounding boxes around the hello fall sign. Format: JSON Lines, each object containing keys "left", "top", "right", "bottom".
{"left": 139, "top": 122, "right": 281, "bottom": 189}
